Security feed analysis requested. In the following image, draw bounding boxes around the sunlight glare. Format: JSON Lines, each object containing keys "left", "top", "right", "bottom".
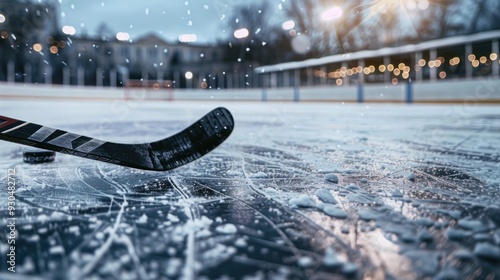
{"left": 321, "top": 7, "right": 342, "bottom": 21}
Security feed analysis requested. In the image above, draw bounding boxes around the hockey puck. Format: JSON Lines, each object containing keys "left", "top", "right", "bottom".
{"left": 23, "top": 150, "right": 56, "bottom": 164}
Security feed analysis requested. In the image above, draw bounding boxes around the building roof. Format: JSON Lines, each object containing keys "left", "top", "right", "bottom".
{"left": 135, "top": 33, "right": 171, "bottom": 46}
{"left": 255, "top": 30, "right": 500, "bottom": 73}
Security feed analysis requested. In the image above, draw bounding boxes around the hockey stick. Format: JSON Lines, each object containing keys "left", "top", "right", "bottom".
{"left": 0, "top": 107, "right": 234, "bottom": 171}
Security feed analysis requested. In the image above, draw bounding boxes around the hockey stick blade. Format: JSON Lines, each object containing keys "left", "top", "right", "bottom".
{"left": 0, "top": 107, "right": 234, "bottom": 171}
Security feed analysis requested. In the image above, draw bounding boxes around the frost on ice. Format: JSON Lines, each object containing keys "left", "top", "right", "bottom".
{"left": 1, "top": 101, "right": 499, "bottom": 279}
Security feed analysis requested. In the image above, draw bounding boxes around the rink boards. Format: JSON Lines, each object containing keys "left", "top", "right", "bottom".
{"left": 0, "top": 78, "right": 499, "bottom": 103}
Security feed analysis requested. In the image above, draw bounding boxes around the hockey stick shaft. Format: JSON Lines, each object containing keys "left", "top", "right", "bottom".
{"left": 0, "top": 107, "right": 234, "bottom": 171}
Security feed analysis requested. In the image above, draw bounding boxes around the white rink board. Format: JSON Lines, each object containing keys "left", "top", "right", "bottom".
{"left": 0, "top": 78, "right": 499, "bottom": 103}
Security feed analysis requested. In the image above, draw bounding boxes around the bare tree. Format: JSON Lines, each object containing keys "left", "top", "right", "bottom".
{"left": 96, "top": 22, "right": 114, "bottom": 41}
{"left": 468, "top": 0, "right": 500, "bottom": 32}
{"left": 224, "top": 2, "right": 289, "bottom": 64}
{"left": 284, "top": 0, "right": 384, "bottom": 55}
{"left": 222, "top": 0, "right": 499, "bottom": 64}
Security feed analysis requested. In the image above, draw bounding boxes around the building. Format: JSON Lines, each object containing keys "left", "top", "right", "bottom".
{"left": 0, "top": 0, "right": 60, "bottom": 83}
{"left": 64, "top": 33, "right": 233, "bottom": 89}
{"left": 0, "top": 0, "right": 254, "bottom": 89}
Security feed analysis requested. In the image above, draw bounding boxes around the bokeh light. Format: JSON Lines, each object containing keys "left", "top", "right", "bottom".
{"left": 116, "top": 32, "right": 130, "bottom": 41}
{"left": 62, "top": 25, "right": 76, "bottom": 35}
{"left": 33, "top": 43, "right": 43, "bottom": 52}
{"left": 233, "top": 28, "right": 249, "bottom": 39}
{"left": 282, "top": 20, "right": 295, "bottom": 30}
{"left": 321, "top": 7, "right": 342, "bottom": 21}
{"left": 49, "top": 46, "right": 58, "bottom": 54}
{"left": 179, "top": 34, "right": 197, "bottom": 43}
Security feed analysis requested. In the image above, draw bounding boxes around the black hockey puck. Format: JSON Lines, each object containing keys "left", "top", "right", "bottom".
{"left": 23, "top": 150, "right": 56, "bottom": 164}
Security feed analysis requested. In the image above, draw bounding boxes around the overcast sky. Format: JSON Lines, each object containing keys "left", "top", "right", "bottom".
{"left": 58, "top": 0, "right": 251, "bottom": 44}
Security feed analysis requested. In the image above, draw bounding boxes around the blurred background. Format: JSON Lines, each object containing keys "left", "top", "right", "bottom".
{"left": 0, "top": 0, "right": 499, "bottom": 101}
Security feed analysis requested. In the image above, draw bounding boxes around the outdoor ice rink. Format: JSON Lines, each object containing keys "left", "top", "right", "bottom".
{"left": 1, "top": 97, "right": 500, "bottom": 279}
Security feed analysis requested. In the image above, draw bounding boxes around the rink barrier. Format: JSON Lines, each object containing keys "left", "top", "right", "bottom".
{"left": 0, "top": 78, "right": 499, "bottom": 103}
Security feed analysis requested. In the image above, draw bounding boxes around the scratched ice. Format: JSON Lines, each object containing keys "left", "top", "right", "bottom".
{"left": 1, "top": 100, "right": 500, "bottom": 279}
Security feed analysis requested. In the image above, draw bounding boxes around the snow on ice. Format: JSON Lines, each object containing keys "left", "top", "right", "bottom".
{"left": 1, "top": 100, "right": 499, "bottom": 279}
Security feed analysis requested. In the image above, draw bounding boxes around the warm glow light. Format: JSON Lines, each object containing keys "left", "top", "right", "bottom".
{"left": 393, "top": 68, "right": 401, "bottom": 76}
{"left": 0, "top": 14, "right": 5, "bottom": 23}
{"left": 316, "top": 70, "right": 326, "bottom": 78}
{"left": 336, "top": 79, "right": 343, "bottom": 86}
{"left": 402, "top": 72, "right": 409, "bottom": 79}
{"left": 234, "top": 28, "right": 249, "bottom": 39}
{"left": 398, "top": 63, "right": 405, "bottom": 70}
{"left": 62, "top": 25, "right": 76, "bottom": 35}
{"left": 321, "top": 7, "right": 342, "bottom": 21}
{"left": 434, "top": 60, "right": 442, "bottom": 67}
{"left": 449, "top": 57, "right": 460, "bottom": 66}
{"left": 368, "top": 65, "right": 375, "bottom": 73}
{"left": 472, "top": 60, "right": 480, "bottom": 67}
{"left": 468, "top": 54, "right": 476, "bottom": 62}
{"left": 387, "top": 64, "right": 394, "bottom": 71}
{"left": 392, "top": 78, "right": 398, "bottom": 85}
{"left": 403, "top": 66, "right": 410, "bottom": 73}
{"left": 49, "top": 46, "right": 58, "bottom": 54}
{"left": 439, "top": 71, "right": 447, "bottom": 79}
{"left": 490, "top": 53, "right": 498, "bottom": 61}
{"left": 33, "top": 43, "right": 43, "bottom": 52}
{"left": 347, "top": 69, "right": 353, "bottom": 76}
{"left": 116, "top": 32, "right": 130, "bottom": 41}
{"left": 428, "top": 61, "right": 435, "bottom": 68}
{"left": 185, "top": 71, "right": 193, "bottom": 80}
{"left": 179, "top": 34, "right": 197, "bottom": 43}
{"left": 282, "top": 20, "right": 295, "bottom": 30}
{"left": 379, "top": 65, "right": 386, "bottom": 72}
{"left": 363, "top": 67, "right": 370, "bottom": 75}
{"left": 479, "top": 56, "right": 487, "bottom": 64}
{"left": 418, "top": 59, "right": 426, "bottom": 67}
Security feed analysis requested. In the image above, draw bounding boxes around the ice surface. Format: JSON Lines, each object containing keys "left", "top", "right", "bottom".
{"left": 1, "top": 100, "right": 499, "bottom": 279}
{"left": 322, "top": 205, "right": 347, "bottom": 219}
{"left": 474, "top": 243, "right": 500, "bottom": 260}
{"left": 288, "top": 194, "right": 316, "bottom": 208}
{"left": 215, "top": 224, "right": 238, "bottom": 234}
{"left": 315, "top": 189, "right": 338, "bottom": 204}
{"left": 325, "top": 174, "right": 339, "bottom": 183}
